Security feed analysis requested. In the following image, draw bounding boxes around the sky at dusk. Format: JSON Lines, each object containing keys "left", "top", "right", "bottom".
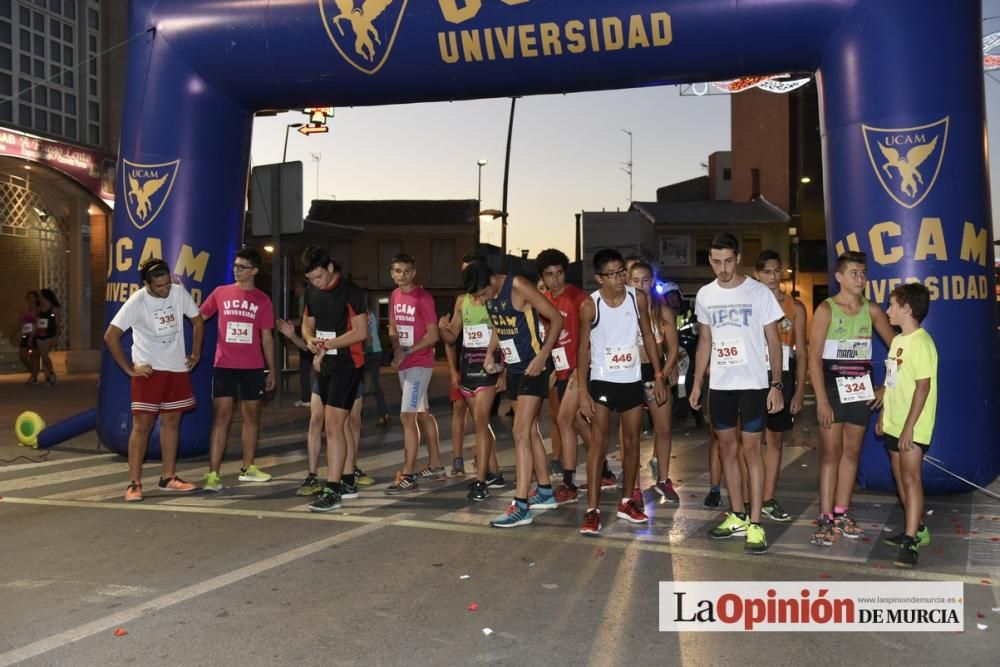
{"left": 251, "top": 1, "right": 1000, "bottom": 260}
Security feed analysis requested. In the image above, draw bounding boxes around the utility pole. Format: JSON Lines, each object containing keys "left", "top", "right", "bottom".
{"left": 620, "top": 129, "right": 633, "bottom": 207}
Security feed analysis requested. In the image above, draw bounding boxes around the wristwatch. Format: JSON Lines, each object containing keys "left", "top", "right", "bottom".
{"left": 770, "top": 381, "right": 784, "bottom": 391}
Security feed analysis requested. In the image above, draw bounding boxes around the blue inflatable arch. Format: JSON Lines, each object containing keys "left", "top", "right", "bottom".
{"left": 101, "top": 0, "right": 997, "bottom": 494}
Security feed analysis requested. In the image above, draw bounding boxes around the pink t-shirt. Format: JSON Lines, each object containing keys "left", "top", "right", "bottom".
{"left": 390, "top": 285, "right": 436, "bottom": 370}
{"left": 200, "top": 284, "right": 275, "bottom": 369}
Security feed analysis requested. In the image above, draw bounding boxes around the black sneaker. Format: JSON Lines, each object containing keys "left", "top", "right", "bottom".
{"left": 486, "top": 473, "right": 506, "bottom": 489}
{"left": 385, "top": 474, "right": 418, "bottom": 495}
{"left": 884, "top": 526, "right": 931, "bottom": 548}
{"left": 894, "top": 541, "right": 919, "bottom": 568}
{"left": 762, "top": 498, "right": 792, "bottom": 522}
{"left": 467, "top": 480, "right": 490, "bottom": 502}
{"left": 341, "top": 481, "right": 359, "bottom": 499}
{"left": 308, "top": 487, "right": 342, "bottom": 512}
{"left": 550, "top": 459, "right": 563, "bottom": 476}
{"left": 703, "top": 490, "right": 722, "bottom": 509}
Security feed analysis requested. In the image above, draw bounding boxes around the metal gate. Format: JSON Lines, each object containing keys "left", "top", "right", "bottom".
{"left": 0, "top": 174, "right": 69, "bottom": 349}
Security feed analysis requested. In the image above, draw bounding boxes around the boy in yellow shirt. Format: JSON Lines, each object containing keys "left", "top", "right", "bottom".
{"left": 876, "top": 283, "right": 938, "bottom": 569}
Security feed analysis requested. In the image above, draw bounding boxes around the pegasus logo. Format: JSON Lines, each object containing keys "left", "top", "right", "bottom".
{"left": 863, "top": 118, "right": 948, "bottom": 209}
{"left": 121, "top": 159, "right": 180, "bottom": 230}
{"left": 319, "top": 0, "right": 408, "bottom": 75}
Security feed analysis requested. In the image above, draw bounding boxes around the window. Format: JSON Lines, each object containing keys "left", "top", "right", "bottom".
{"left": 48, "top": 111, "right": 59, "bottom": 134}
{"left": 18, "top": 102, "right": 30, "bottom": 125}
{"left": 722, "top": 167, "right": 732, "bottom": 181}
{"left": 0, "top": 20, "right": 10, "bottom": 43}
{"left": 695, "top": 235, "right": 714, "bottom": 266}
{"left": 88, "top": 100, "right": 98, "bottom": 120}
{"left": 659, "top": 235, "right": 691, "bottom": 267}
{"left": 0, "top": 72, "right": 10, "bottom": 96}
{"left": 49, "top": 89, "right": 59, "bottom": 109}
{"left": 741, "top": 236, "right": 762, "bottom": 267}
{"left": 0, "top": 46, "right": 9, "bottom": 69}
{"left": 430, "top": 239, "right": 456, "bottom": 286}
{"left": 0, "top": 1, "right": 11, "bottom": 20}
{"left": 377, "top": 240, "right": 402, "bottom": 288}
{"left": 87, "top": 8, "right": 98, "bottom": 30}
{"left": 87, "top": 123, "right": 98, "bottom": 145}
{"left": 34, "top": 85, "right": 45, "bottom": 105}
{"left": 34, "top": 107, "right": 45, "bottom": 130}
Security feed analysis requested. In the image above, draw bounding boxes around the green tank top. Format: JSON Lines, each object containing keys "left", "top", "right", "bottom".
{"left": 460, "top": 294, "right": 493, "bottom": 381}
{"left": 821, "top": 297, "right": 873, "bottom": 379}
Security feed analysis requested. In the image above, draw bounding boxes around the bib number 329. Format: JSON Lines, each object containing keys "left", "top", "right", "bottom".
{"left": 836, "top": 373, "right": 875, "bottom": 404}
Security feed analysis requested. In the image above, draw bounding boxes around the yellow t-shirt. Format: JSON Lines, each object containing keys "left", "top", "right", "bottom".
{"left": 882, "top": 328, "right": 938, "bottom": 444}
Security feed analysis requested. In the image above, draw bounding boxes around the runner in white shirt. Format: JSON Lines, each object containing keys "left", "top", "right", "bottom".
{"left": 105, "top": 258, "right": 204, "bottom": 502}
{"left": 688, "top": 234, "right": 784, "bottom": 555}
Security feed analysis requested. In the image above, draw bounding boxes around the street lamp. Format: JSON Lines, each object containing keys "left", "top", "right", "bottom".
{"left": 273, "top": 121, "right": 303, "bottom": 400}
{"left": 621, "top": 129, "right": 633, "bottom": 206}
{"left": 476, "top": 159, "right": 487, "bottom": 250}
{"left": 283, "top": 123, "right": 303, "bottom": 162}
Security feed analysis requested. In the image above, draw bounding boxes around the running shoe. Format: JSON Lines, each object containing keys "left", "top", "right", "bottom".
{"left": 744, "top": 523, "right": 768, "bottom": 555}
{"left": 810, "top": 517, "right": 837, "bottom": 546}
{"left": 549, "top": 459, "right": 563, "bottom": 476}
{"left": 25, "top": 376, "right": 37, "bottom": 385}
{"left": 46, "top": 373, "right": 57, "bottom": 386}
{"left": 490, "top": 501, "right": 533, "bottom": 528}
{"left": 238, "top": 465, "right": 272, "bottom": 483}
{"left": 158, "top": 476, "right": 196, "bottom": 492}
{"left": 580, "top": 509, "right": 602, "bottom": 536}
{"left": 203, "top": 471, "right": 223, "bottom": 492}
{"left": 616, "top": 497, "right": 648, "bottom": 524}
{"left": 385, "top": 473, "right": 418, "bottom": 495}
{"left": 485, "top": 472, "right": 506, "bottom": 489}
{"left": 296, "top": 473, "right": 322, "bottom": 496}
{"left": 451, "top": 458, "right": 466, "bottom": 478}
{"left": 308, "top": 487, "right": 342, "bottom": 512}
{"left": 703, "top": 489, "right": 722, "bottom": 509}
{"left": 375, "top": 414, "right": 391, "bottom": 427}
{"left": 762, "top": 498, "right": 791, "bottom": 522}
{"left": 293, "top": 400, "right": 309, "bottom": 408}
{"left": 527, "top": 487, "right": 557, "bottom": 511}
{"left": 418, "top": 464, "right": 445, "bottom": 480}
{"left": 883, "top": 526, "right": 931, "bottom": 548}
{"left": 467, "top": 480, "right": 490, "bottom": 502}
{"left": 354, "top": 468, "right": 375, "bottom": 486}
{"left": 709, "top": 512, "right": 749, "bottom": 539}
{"left": 834, "top": 512, "right": 864, "bottom": 539}
{"left": 579, "top": 472, "right": 618, "bottom": 492}
{"left": 894, "top": 541, "right": 919, "bottom": 568}
{"left": 341, "top": 480, "right": 359, "bottom": 499}
{"left": 554, "top": 484, "right": 578, "bottom": 505}
{"left": 124, "top": 481, "right": 143, "bottom": 502}
{"left": 651, "top": 479, "right": 680, "bottom": 503}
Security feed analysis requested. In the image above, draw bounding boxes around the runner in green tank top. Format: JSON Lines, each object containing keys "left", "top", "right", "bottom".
{"left": 807, "top": 251, "right": 895, "bottom": 546}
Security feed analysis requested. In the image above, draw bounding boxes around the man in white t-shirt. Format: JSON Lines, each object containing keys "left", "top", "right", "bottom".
{"left": 689, "top": 233, "right": 784, "bottom": 555}
{"left": 104, "top": 258, "right": 204, "bottom": 502}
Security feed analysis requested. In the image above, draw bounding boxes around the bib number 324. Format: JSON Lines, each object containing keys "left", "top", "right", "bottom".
{"left": 836, "top": 373, "right": 875, "bottom": 404}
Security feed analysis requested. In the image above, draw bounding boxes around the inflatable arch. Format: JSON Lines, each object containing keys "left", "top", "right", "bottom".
{"left": 101, "top": 0, "right": 997, "bottom": 494}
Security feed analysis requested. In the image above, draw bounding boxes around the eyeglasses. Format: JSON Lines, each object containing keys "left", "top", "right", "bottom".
{"left": 599, "top": 268, "right": 628, "bottom": 279}
{"left": 233, "top": 263, "right": 254, "bottom": 271}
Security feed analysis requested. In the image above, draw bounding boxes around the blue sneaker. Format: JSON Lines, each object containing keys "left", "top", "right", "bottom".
{"left": 490, "top": 501, "right": 533, "bottom": 528}
{"left": 527, "top": 487, "right": 557, "bottom": 511}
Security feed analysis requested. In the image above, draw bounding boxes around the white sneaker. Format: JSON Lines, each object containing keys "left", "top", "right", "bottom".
{"left": 293, "top": 400, "right": 309, "bottom": 408}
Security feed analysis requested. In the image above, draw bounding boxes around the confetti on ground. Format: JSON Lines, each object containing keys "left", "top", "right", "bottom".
{"left": 482, "top": 628, "right": 493, "bottom": 636}
{"left": 873, "top": 563, "right": 885, "bottom": 569}
{"left": 113, "top": 628, "right": 128, "bottom": 637}
{"left": 862, "top": 537, "right": 872, "bottom": 543}
{"left": 935, "top": 547, "right": 944, "bottom": 556}
{"left": 819, "top": 573, "right": 831, "bottom": 580}
{"left": 460, "top": 575, "right": 470, "bottom": 580}
{"left": 883, "top": 527, "right": 893, "bottom": 533}
{"left": 528, "top": 561, "right": 536, "bottom": 568}
{"left": 977, "top": 612, "right": 986, "bottom": 619}
{"left": 992, "top": 607, "right": 1000, "bottom": 613}
{"left": 925, "top": 509, "right": 934, "bottom": 515}
{"left": 467, "top": 603, "right": 478, "bottom": 611}
{"left": 977, "top": 624, "right": 989, "bottom": 631}
{"left": 982, "top": 579, "right": 992, "bottom": 585}
{"left": 873, "top": 503, "right": 881, "bottom": 508}
{"left": 542, "top": 584, "right": 559, "bottom": 590}
{"left": 800, "top": 464, "right": 808, "bottom": 468}
{"left": 870, "top": 524, "right": 880, "bottom": 528}
{"left": 595, "top": 548, "right": 606, "bottom": 558}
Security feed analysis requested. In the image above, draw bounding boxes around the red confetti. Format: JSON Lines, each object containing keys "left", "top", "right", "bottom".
{"left": 978, "top": 612, "right": 986, "bottom": 619}
{"left": 935, "top": 547, "right": 944, "bottom": 556}
{"left": 862, "top": 537, "right": 872, "bottom": 543}
{"left": 689, "top": 494, "right": 697, "bottom": 498}
{"left": 595, "top": 548, "right": 606, "bottom": 558}
{"left": 991, "top": 537, "right": 1000, "bottom": 542}
{"left": 467, "top": 603, "right": 478, "bottom": 612}
{"left": 977, "top": 516, "right": 985, "bottom": 520}
{"left": 874, "top": 563, "right": 885, "bottom": 569}
{"left": 113, "top": 628, "right": 128, "bottom": 637}
{"left": 982, "top": 579, "right": 992, "bottom": 585}
{"left": 971, "top": 529, "right": 980, "bottom": 534}
{"left": 819, "top": 573, "right": 832, "bottom": 580}
{"left": 870, "top": 524, "right": 880, "bottom": 528}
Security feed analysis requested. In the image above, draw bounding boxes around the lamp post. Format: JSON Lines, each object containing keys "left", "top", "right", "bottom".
{"left": 476, "top": 159, "right": 487, "bottom": 250}
{"left": 272, "top": 121, "right": 303, "bottom": 399}
{"left": 621, "top": 128, "right": 633, "bottom": 206}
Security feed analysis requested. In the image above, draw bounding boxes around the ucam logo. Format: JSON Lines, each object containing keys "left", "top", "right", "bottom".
{"left": 121, "top": 159, "right": 180, "bottom": 230}
{"left": 862, "top": 118, "right": 948, "bottom": 209}
{"left": 319, "top": 0, "right": 409, "bottom": 75}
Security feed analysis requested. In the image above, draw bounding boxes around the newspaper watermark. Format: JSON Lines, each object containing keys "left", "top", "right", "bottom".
{"left": 660, "top": 581, "right": 963, "bottom": 631}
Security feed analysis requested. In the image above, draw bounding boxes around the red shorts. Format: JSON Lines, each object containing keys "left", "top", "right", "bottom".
{"left": 131, "top": 370, "right": 196, "bottom": 414}
{"left": 450, "top": 385, "right": 463, "bottom": 403}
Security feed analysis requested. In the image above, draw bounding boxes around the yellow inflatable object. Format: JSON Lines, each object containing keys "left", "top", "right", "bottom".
{"left": 15, "top": 411, "right": 45, "bottom": 448}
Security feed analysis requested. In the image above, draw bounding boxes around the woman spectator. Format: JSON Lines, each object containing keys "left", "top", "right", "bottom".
{"left": 34, "top": 288, "right": 60, "bottom": 385}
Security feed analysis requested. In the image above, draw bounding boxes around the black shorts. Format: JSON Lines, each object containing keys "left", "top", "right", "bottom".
{"left": 709, "top": 388, "right": 768, "bottom": 433}
{"left": 507, "top": 368, "right": 550, "bottom": 400}
{"left": 883, "top": 433, "right": 930, "bottom": 454}
{"left": 589, "top": 380, "right": 644, "bottom": 414}
{"left": 554, "top": 378, "right": 570, "bottom": 401}
{"left": 461, "top": 369, "right": 499, "bottom": 393}
{"left": 314, "top": 364, "right": 363, "bottom": 410}
{"left": 765, "top": 365, "right": 797, "bottom": 433}
{"left": 19, "top": 335, "right": 33, "bottom": 349}
{"left": 825, "top": 379, "right": 872, "bottom": 427}
{"left": 212, "top": 368, "right": 267, "bottom": 401}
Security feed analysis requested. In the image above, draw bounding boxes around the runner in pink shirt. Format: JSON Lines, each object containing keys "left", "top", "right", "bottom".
{"left": 199, "top": 247, "right": 277, "bottom": 491}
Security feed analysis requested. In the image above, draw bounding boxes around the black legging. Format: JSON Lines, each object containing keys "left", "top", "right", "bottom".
{"left": 298, "top": 349, "right": 314, "bottom": 403}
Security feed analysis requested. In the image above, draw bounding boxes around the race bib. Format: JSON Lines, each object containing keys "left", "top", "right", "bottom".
{"left": 21, "top": 322, "right": 33, "bottom": 334}
{"left": 884, "top": 358, "right": 898, "bottom": 388}
{"left": 499, "top": 338, "right": 521, "bottom": 365}
{"left": 316, "top": 329, "right": 337, "bottom": 356}
{"left": 552, "top": 346, "right": 570, "bottom": 371}
{"left": 605, "top": 345, "right": 638, "bottom": 371}
{"left": 151, "top": 306, "right": 178, "bottom": 337}
{"left": 397, "top": 325, "right": 414, "bottom": 348}
{"left": 36, "top": 318, "right": 48, "bottom": 331}
{"left": 713, "top": 338, "right": 747, "bottom": 368}
{"left": 836, "top": 373, "right": 875, "bottom": 404}
{"left": 225, "top": 321, "right": 253, "bottom": 344}
{"left": 463, "top": 323, "right": 490, "bottom": 349}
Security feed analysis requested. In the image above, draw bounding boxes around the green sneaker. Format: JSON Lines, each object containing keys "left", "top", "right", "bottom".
{"left": 762, "top": 499, "right": 792, "bottom": 522}
{"left": 709, "top": 512, "right": 750, "bottom": 539}
{"left": 296, "top": 473, "right": 322, "bottom": 496}
{"left": 355, "top": 468, "right": 376, "bottom": 486}
{"left": 744, "top": 523, "right": 768, "bottom": 555}
{"left": 238, "top": 464, "right": 272, "bottom": 483}
{"left": 203, "top": 471, "right": 223, "bottom": 493}
{"left": 883, "top": 525, "right": 931, "bottom": 549}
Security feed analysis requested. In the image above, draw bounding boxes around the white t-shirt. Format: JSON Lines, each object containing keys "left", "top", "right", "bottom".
{"left": 110, "top": 284, "right": 200, "bottom": 372}
{"left": 695, "top": 276, "right": 783, "bottom": 390}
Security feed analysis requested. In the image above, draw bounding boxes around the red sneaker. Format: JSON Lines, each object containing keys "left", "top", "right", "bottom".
{"left": 124, "top": 482, "right": 143, "bottom": 502}
{"left": 580, "top": 509, "right": 602, "bottom": 536}
{"left": 158, "top": 476, "right": 197, "bottom": 492}
{"left": 616, "top": 497, "right": 648, "bottom": 524}
{"left": 554, "top": 484, "right": 578, "bottom": 505}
